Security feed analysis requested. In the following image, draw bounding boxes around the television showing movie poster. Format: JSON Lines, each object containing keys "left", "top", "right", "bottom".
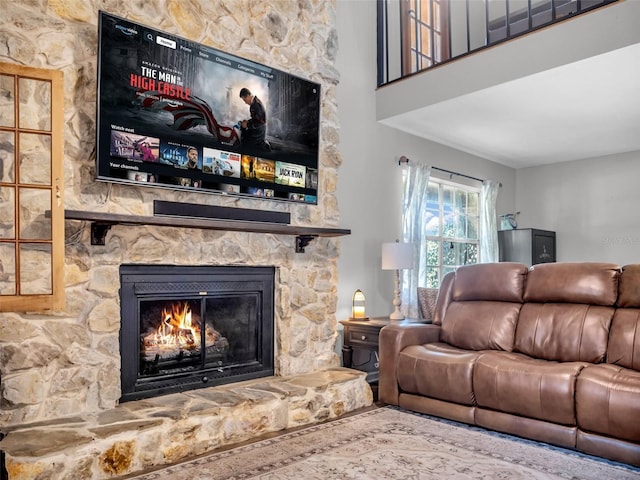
{"left": 305, "top": 168, "right": 318, "bottom": 190}
{"left": 159, "top": 141, "right": 201, "bottom": 169}
{"left": 255, "top": 157, "right": 276, "bottom": 183}
{"left": 219, "top": 183, "right": 240, "bottom": 193}
{"left": 241, "top": 155, "right": 275, "bottom": 183}
{"left": 96, "top": 11, "right": 320, "bottom": 204}
{"left": 110, "top": 131, "right": 160, "bottom": 163}
{"left": 127, "top": 170, "right": 153, "bottom": 182}
{"left": 203, "top": 147, "right": 241, "bottom": 178}
{"left": 275, "top": 161, "right": 306, "bottom": 188}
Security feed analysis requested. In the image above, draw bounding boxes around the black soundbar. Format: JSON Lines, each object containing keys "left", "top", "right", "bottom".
{"left": 153, "top": 200, "right": 290, "bottom": 225}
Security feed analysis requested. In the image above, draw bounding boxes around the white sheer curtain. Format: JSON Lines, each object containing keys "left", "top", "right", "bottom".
{"left": 480, "top": 180, "right": 500, "bottom": 263}
{"left": 401, "top": 162, "right": 431, "bottom": 319}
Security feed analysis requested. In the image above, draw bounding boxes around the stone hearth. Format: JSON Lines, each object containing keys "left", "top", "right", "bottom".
{"left": 1, "top": 368, "right": 372, "bottom": 479}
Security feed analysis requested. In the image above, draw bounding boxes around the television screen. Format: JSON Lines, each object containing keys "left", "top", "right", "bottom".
{"left": 96, "top": 11, "right": 320, "bottom": 204}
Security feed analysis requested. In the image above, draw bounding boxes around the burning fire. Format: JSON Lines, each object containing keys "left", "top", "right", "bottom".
{"left": 145, "top": 301, "right": 200, "bottom": 349}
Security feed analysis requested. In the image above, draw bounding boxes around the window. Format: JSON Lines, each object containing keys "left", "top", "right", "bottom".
{"left": 423, "top": 178, "right": 479, "bottom": 288}
{"left": 0, "top": 62, "right": 64, "bottom": 312}
{"left": 401, "top": 0, "right": 451, "bottom": 75}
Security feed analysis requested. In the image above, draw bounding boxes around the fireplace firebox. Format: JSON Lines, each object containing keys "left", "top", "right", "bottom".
{"left": 119, "top": 265, "right": 275, "bottom": 402}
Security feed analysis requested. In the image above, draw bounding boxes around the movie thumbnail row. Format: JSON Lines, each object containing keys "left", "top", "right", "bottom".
{"left": 123, "top": 170, "right": 316, "bottom": 202}
{"left": 110, "top": 130, "right": 318, "bottom": 189}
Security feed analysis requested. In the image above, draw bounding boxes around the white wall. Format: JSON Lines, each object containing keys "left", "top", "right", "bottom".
{"left": 335, "top": 0, "right": 517, "bottom": 325}
{"left": 335, "top": 0, "right": 640, "bottom": 349}
{"left": 335, "top": 0, "right": 400, "bottom": 321}
{"left": 516, "top": 150, "right": 640, "bottom": 265}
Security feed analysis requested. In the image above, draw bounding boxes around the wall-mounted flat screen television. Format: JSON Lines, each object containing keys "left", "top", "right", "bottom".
{"left": 96, "top": 11, "right": 320, "bottom": 204}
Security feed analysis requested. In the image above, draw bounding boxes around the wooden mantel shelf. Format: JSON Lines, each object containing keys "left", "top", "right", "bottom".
{"left": 64, "top": 210, "right": 351, "bottom": 253}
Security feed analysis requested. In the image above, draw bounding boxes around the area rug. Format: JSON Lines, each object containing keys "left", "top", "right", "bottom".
{"left": 128, "top": 406, "right": 640, "bottom": 479}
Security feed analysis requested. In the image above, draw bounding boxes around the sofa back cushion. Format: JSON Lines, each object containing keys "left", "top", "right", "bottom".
{"left": 440, "top": 301, "right": 522, "bottom": 351}
{"left": 607, "top": 309, "right": 640, "bottom": 370}
{"left": 514, "top": 262, "right": 619, "bottom": 363}
{"left": 440, "top": 263, "right": 527, "bottom": 352}
{"left": 617, "top": 264, "right": 640, "bottom": 307}
{"left": 514, "top": 303, "right": 613, "bottom": 362}
{"left": 523, "top": 262, "right": 619, "bottom": 305}
{"left": 608, "top": 265, "right": 640, "bottom": 370}
{"left": 452, "top": 262, "right": 528, "bottom": 303}
{"left": 607, "top": 264, "right": 640, "bottom": 370}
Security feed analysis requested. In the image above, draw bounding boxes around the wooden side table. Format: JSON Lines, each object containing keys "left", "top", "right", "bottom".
{"left": 340, "top": 317, "right": 429, "bottom": 399}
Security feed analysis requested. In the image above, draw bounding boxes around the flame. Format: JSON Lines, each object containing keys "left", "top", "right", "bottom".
{"left": 148, "top": 301, "right": 200, "bottom": 348}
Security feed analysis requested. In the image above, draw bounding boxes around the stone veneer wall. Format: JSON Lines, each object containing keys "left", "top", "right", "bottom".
{"left": 0, "top": 0, "right": 344, "bottom": 428}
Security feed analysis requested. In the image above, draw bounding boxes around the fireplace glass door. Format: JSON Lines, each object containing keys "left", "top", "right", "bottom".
{"left": 120, "top": 265, "right": 274, "bottom": 402}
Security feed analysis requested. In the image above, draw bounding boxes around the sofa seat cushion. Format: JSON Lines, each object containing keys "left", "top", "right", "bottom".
{"left": 576, "top": 364, "right": 640, "bottom": 443}
{"left": 397, "top": 342, "right": 482, "bottom": 406}
{"left": 474, "top": 351, "right": 586, "bottom": 425}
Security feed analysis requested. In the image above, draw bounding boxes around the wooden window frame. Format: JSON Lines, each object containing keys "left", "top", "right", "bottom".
{"left": 401, "top": 0, "right": 451, "bottom": 76}
{"left": 0, "top": 62, "right": 64, "bottom": 312}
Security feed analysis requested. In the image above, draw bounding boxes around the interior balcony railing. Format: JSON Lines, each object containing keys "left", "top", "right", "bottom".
{"left": 377, "top": 0, "right": 618, "bottom": 87}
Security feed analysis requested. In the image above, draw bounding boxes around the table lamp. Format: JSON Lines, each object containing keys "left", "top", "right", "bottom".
{"left": 351, "top": 289, "right": 368, "bottom": 319}
{"left": 382, "top": 241, "right": 414, "bottom": 320}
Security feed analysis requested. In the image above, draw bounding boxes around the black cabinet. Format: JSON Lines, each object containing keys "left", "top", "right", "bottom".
{"left": 498, "top": 229, "right": 556, "bottom": 266}
{"left": 340, "top": 318, "right": 388, "bottom": 385}
{"left": 340, "top": 317, "right": 429, "bottom": 400}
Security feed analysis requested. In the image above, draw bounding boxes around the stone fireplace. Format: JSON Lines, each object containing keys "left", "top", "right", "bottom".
{"left": 0, "top": 253, "right": 373, "bottom": 479}
{"left": 119, "top": 265, "right": 275, "bottom": 401}
{"left": 0, "top": 2, "right": 369, "bottom": 478}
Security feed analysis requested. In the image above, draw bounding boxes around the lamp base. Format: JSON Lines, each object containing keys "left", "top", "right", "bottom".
{"left": 389, "top": 269, "right": 405, "bottom": 321}
{"left": 349, "top": 316, "right": 369, "bottom": 321}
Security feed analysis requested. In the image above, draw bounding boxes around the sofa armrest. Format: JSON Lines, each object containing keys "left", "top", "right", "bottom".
{"left": 379, "top": 323, "right": 441, "bottom": 405}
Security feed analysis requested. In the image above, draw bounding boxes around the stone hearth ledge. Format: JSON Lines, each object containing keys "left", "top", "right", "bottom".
{"left": 0, "top": 368, "right": 372, "bottom": 480}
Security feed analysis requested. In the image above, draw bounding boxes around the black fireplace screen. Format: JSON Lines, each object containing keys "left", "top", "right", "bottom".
{"left": 120, "top": 265, "right": 274, "bottom": 402}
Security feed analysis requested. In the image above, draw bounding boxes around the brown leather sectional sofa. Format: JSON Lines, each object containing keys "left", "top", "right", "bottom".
{"left": 379, "top": 262, "right": 640, "bottom": 467}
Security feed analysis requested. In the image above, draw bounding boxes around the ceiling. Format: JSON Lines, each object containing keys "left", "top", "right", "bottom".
{"left": 380, "top": 42, "right": 640, "bottom": 169}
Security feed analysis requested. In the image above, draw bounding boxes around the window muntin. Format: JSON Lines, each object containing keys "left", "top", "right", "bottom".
{"left": 424, "top": 178, "right": 479, "bottom": 288}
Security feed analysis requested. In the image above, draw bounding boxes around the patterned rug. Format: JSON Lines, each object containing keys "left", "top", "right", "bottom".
{"left": 127, "top": 406, "right": 640, "bottom": 479}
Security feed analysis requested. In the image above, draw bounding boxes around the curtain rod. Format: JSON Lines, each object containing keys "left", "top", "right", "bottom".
{"left": 398, "top": 155, "right": 500, "bottom": 186}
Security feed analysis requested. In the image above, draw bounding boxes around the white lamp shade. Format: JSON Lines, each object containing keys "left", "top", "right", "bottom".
{"left": 381, "top": 242, "right": 414, "bottom": 270}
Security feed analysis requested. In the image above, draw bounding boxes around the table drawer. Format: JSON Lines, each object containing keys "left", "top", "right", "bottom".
{"left": 346, "top": 327, "right": 379, "bottom": 348}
